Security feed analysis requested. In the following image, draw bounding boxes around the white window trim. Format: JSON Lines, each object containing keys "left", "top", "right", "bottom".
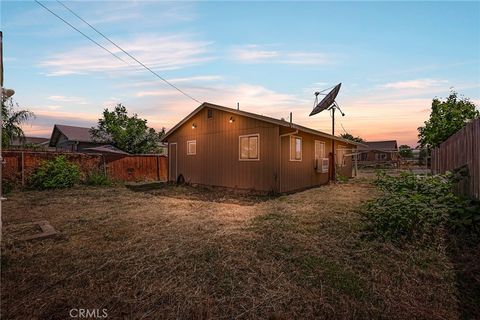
{"left": 337, "top": 145, "right": 347, "bottom": 167}
{"left": 290, "top": 136, "right": 302, "bottom": 162}
{"left": 314, "top": 140, "right": 326, "bottom": 159}
{"left": 187, "top": 140, "right": 196, "bottom": 155}
{"left": 238, "top": 133, "right": 260, "bottom": 161}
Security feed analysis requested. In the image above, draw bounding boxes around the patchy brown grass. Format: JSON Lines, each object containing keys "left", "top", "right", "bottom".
{"left": 1, "top": 179, "right": 460, "bottom": 319}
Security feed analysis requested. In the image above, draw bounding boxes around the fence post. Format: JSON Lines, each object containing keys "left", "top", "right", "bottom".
{"left": 102, "top": 154, "right": 107, "bottom": 178}
{"left": 21, "top": 151, "right": 25, "bottom": 186}
{"left": 156, "top": 156, "right": 160, "bottom": 181}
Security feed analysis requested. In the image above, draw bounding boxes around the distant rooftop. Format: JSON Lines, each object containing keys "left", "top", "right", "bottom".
{"left": 49, "top": 124, "right": 105, "bottom": 147}
{"left": 359, "top": 140, "right": 398, "bottom": 151}
{"left": 11, "top": 136, "right": 49, "bottom": 146}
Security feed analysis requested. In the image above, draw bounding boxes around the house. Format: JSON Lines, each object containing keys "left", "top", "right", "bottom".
{"left": 10, "top": 136, "right": 50, "bottom": 150}
{"left": 49, "top": 124, "right": 106, "bottom": 152}
{"left": 357, "top": 140, "right": 399, "bottom": 166}
{"left": 162, "top": 102, "right": 363, "bottom": 193}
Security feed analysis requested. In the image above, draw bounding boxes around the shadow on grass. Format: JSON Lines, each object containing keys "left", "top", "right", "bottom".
{"left": 125, "top": 182, "right": 279, "bottom": 206}
{"left": 448, "top": 234, "right": 480, "bottom": 320}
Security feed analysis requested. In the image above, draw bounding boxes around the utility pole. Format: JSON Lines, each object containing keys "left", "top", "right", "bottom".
{"left": 331, "top": 107, "right": 336, "bottom": 182}
{"left": 1, "top": 31, "right": 15, "bottom": 237}
{"left": 1, "top": 30, "right": 4, "bottom": 237}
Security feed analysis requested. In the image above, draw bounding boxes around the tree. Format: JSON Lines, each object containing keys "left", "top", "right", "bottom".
{"left": 90, "top": 104, "right": 165, "bottom": 154}
{"left": 399, "top": 145, "right": 413, "bottom": 158}
{"left": 340, "top": 132, "right": 364, "bottom": 143}
{"left": 418, "top": 91, "right": 479, "bottom": 148}
{"left": 1, "top": 97, "right": 35, "bottom": 147}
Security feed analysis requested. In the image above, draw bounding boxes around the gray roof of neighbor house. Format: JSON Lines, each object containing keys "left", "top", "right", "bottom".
{"left": 11, "top": 136, "right": 49, "bottom": 146}
{"left": 358, "top": 140, "right": 398, "bottom": 151}
{"left": 162, "top": 102, "right": 367, "bottom": 147}
{"left": 84, "top": 145, "right": 129, "bottom": 155}
{"left": 49, "top": 124, "right": 99, "bottom": 146}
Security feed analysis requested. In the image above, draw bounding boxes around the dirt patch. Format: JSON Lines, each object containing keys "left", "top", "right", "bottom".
{"left": 126, "top": 181, "right": 278, "bottom": 205}
{"left": 1, "top": 180, "right": 460, "bottom": 319}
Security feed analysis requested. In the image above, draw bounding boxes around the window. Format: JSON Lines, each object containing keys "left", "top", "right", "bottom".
{"left": 336, "top": 145, "right": 347, "bottom": 167}
{"left": 314, "top": 140, "right": 325, "bottom": 160}
{"left": 375, "top": 153, "right": 387, "bottom": 160}
{"left": 290, "top": 136, "right": 302, "bottom": 161}
{"left": 187, "top": 140, "right": 196, "bottom": 155}
{"left": 207, "top": 108, "right": 213, "bottom": 119}
{"left": 239, "top": 134, "right": 259, "bottom": 160}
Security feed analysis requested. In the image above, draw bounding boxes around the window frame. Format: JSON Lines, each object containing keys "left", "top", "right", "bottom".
{"left": 289, "top": 136, "right": 303, "bottom": 162}
{"left": 238, "top": 133, "right": 260, "bottom": 161}
{"left": 186, "top": 140, "right": 196, "bottom": 155}
{"left": 314, "top": 140, "right": 326, "bottom": 160}
{"left": 336, "top": 145, "right": 347, "bottom": 167}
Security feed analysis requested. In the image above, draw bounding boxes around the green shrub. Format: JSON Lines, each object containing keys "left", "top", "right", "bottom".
{"left": 86, "top": 170, "right": 111, "bottom": 186}
{"left": 2, "top": 180, "right": 13, "bottom": 194}
{"left": 29, "top": 156, "right": 80, "bottom": 190}
{"left": 362, "top": 172, "right": 479, "bottom": 243}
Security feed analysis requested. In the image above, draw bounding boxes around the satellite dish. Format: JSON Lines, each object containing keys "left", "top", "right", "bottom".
{"left": 309, "top": 83, "right": 341, "bottom": 116}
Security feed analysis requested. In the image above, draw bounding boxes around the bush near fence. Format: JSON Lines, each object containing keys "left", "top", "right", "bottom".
{"left": 2, "top": 151, "right": 168, "bottom": 186}
{"left": 431, "top": 118, "right": 480, "bottom": 200}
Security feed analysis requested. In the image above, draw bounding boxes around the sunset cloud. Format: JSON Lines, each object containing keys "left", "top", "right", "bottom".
{"left": 383, "top": 78, "right": 448, "bottom": 90}
{"left": 40, "top": 34, "right": 214, "bottom": 76}
{"left": 231, "top": 45, "right": 332, "bottom": 65}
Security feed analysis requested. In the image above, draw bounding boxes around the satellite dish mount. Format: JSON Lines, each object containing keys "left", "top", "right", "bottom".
{"left": 309, "top": 83, "right": 345, "bottom": 182}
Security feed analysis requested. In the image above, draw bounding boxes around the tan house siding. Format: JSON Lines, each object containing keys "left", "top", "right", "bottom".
{"left": 166, "top": 107, "right": 280, "bottom": 192}
{"left": 164, "top": 103, "right": 358, "bottom": 193}
{"left": 279, "top": 130, "right": 335, "bottom": 193}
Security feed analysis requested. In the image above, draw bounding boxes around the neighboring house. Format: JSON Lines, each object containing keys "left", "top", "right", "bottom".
{"left": 10, "top": 136, "right": 50, "bottom": 150}
{"left": 357, "top": 140, "right": 399, "bottom": 165}
{"left": 83, "top": 145, "right": 129, "bottom": 155}
{"left": 162, "top": 102, "right": 363, "bottom": 193}
{"left": 49, "top": 124, "right": 106, "bottom": 152}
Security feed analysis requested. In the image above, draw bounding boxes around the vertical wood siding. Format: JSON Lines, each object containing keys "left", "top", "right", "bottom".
{"left": 431, "top": 118, "right": 480, "bottom": 199}
{"left": 166, "top": 108, "right": 355, "bottom": 193}
{"left": 278, "top": 129, "right": 354, "bottom": 193}
{"left": 166, "top": 108, "right": 279, "bottom": 192}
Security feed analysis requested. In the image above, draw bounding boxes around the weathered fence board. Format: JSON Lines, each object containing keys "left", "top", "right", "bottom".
{"left": 431, "top": 118, "right": 480, "bottom": 199}
{"left": 2, "top": 151, "right": 168, "bottom": 185}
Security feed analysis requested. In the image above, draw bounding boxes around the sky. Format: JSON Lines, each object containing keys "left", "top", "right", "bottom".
{"left": 1, "top": 0, "right": 479, "bottom": 147}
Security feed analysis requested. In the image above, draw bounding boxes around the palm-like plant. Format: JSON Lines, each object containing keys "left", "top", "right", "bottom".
{"left": 2, "top": 98, "right": 34, "bottom": 147}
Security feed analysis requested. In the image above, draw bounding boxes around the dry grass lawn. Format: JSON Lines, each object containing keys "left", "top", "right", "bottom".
{"left": 1, "top": 180, "right": 461, "bottom": 319}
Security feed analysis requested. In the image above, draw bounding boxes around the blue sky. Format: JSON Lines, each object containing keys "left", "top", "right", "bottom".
{"left": 2, "top": 0, "right": 479, "bottom": 146}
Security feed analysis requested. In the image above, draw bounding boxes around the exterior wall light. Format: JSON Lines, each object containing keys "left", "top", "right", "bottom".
{"left": 192, "top": 123, "right": 197, "bottom": 129}
{"left": 229, "top": 116, "right": 235, "bottom": 123}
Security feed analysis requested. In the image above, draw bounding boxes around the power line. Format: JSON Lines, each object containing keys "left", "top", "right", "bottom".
{"left": 54, "top": 0, "right": 201, "bottom": 103}
{"left": 34, "top": 0, "right": 128, "bottom": 65}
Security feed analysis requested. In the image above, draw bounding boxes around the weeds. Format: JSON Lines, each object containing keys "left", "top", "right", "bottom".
{"left": 28, "top": 156, "right": 80, "bottom": 190}
{"left": 362, "top": 171, "right": 480, "bottom": 243}
{"left": 85, "top": 170, "right": 111, "bottom": 186}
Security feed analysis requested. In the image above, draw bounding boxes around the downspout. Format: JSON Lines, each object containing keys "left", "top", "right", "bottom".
{"left": 279, "top": 129, "right": 298, "bottom": 193}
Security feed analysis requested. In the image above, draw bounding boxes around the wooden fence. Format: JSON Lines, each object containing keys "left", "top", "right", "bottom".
{"left": 2, "top": 151, "right": 168, "bottom": 186}
{"left": 431, "top": 118, "right": 480, "bottom": 199}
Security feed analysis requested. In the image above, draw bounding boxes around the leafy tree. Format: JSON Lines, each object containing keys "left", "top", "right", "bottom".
{"left": 90, "top": 104, "right": 165, "bottom": 154}
{"left": 399, "top": 145, "right": 413, "bottom": 158}
{"left": 1, "top": 98, "right": 34, "bottom": 147}
{"left": 418, "top": 91, "right": 479, "bottom": 148}
{"left": 340, "top": 133, "right": 364, "bottom": 143}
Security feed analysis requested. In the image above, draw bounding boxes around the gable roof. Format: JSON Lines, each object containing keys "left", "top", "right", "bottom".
{"left": 162, "top": 102, "right": 366, "bottom": 147}
{"left": 358, "top": 140, "right": 398, "bottom": 151}
{"left": 11, "top": 136, "right": 49, "bottom": 146}
{"left": 49, "top": 124, "right": 97, "bottom": 146}
{"left": 84, "top": 145, "right": 129, "bottom": 155}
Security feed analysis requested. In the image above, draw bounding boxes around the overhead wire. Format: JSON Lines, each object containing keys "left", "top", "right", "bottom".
{"left": 35, "top": 0, "right": 201, "bottom": 103}
{"left": 34, "top": 0, "right": 128, "bottom": 64}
